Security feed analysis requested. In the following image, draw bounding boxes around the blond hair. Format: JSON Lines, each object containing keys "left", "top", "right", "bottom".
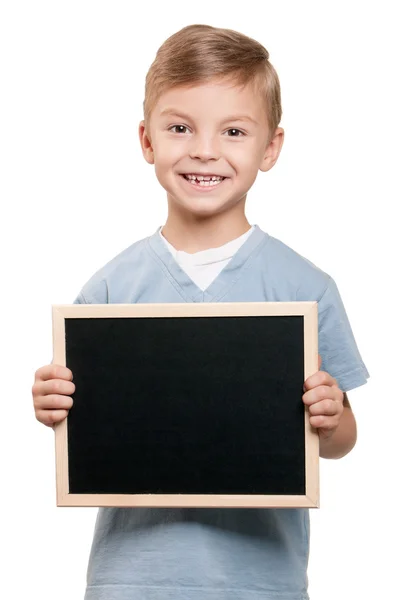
{"left": 143, "top": 24, "right": 282, "bottom": 136}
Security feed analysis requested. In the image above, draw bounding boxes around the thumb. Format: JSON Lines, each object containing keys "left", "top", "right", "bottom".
{"left": 318, "top": 354, "right": 322, "bottom": 370}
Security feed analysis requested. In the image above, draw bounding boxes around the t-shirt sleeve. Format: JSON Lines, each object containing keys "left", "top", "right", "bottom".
{"left": 317, "top": 276, "right": 369, "bottom": 392}
{"left": 73, "top": 293, "right": 85, "bottom": 304}
{"left": 73, "top": 277, "right": 109, "bottom": 305}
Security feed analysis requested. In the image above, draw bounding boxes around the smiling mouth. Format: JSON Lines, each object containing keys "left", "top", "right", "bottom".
{"left": 181, "top": 174, "right": 227, "bottom": 188}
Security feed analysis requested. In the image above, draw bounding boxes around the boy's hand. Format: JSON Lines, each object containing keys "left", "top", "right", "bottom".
{"left": 302, "top": 355, "right": 344, "bottom": 440}
{"left": 32, "top": 365, "right": 75, "bottom": 427}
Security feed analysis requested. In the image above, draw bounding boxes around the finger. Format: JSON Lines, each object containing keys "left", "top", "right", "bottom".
{"left": 34, "top": 393, "right": 74, "bottom": 411}
{"left": 304, "top": 371, "right": 337, "bottom": 391}
{"left": 32, "top": 378, "right": 75, "bottom": 399}
{"left": 310, "top": 415, "right": 340, "bottom": 430}
{"left": 303, "top": 385, "right": 338, "bottom": 406}
{"left": 318, "top": 354, "right": 322, "bottom": 370}
{"left": 36, "top": 408, "right": 70, "bottom": 427}
{"left": 308, "top": 398, "right": 340, "bottom": 416}
{"left": 35, "top": 365, "right": 73, "bottom": 383}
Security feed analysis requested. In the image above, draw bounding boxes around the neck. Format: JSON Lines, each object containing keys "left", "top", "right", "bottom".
{"left": 162, "top": 205, "right": 251, "bottom": 253}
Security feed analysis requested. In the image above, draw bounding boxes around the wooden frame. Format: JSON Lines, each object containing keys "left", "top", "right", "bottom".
{"left": 52, "top": 302, "right": 319, "bottom": 508}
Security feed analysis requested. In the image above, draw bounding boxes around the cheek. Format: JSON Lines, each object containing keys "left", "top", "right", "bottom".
{"left": 237, "top": 157, "right": 261, "bottom": 183}
{"left": 153, "top": 143, "right": 185, "bottom": 169}
{"left": 228, "top": 142, "right": 262, "bottom": 170}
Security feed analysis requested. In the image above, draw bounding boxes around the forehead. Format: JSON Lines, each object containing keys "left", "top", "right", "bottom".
{"left": 153, "top": 79, "right": 266, "bottom": 124}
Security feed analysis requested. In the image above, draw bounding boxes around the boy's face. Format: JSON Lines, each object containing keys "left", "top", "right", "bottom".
{"left": 139, "top": 78, "right": 283, "bottom": 219}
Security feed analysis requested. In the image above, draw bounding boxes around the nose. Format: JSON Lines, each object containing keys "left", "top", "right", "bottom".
{"left": 189, "top": 133, "right": 220, "bottom": 161}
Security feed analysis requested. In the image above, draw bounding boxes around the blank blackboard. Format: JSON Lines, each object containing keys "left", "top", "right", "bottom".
{"left": 52, "top": 302, "right": 319, "bottom": 508}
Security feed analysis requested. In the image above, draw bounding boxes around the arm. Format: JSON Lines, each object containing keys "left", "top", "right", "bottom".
{"left": 319, "top": 393, "right": 357, "bottom": 459}
{"left": 303, "top": 356, "right": 358, "bottom": 460}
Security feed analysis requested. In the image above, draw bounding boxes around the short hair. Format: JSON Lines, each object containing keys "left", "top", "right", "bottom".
{"left": 143, "top": 24, "right": 282, "bottom": 137}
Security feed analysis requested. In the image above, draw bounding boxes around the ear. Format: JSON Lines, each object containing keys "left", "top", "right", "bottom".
{"left": 259, "top": 127, "right": 284, "bottom": 173}
{"left": 139, "top": 120, "right": 155, "bottom": 165}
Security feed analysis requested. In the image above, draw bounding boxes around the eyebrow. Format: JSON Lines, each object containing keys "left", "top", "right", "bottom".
{"left": 159, "top": 108, "right": 259, "bottom": 126}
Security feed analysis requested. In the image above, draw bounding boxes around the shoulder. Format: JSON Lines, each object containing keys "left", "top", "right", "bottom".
{"left": 259, "top": 232, "right": 332, "bottom": 301}
{"left": 75, "top": 236, "right": 150, "bottom": 304}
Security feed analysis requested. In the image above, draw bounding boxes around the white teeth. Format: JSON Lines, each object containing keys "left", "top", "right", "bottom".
{"left": 185, "top": 174, "right": 223, "bottom": 181}
{"left": 195, "top": 180, "right": 219, "bottom": 186}
{"left": 183, "top": 174, "right": 224, "bottom": 187}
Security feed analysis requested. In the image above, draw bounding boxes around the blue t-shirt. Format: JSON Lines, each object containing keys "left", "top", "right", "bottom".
{"left": 75, "top": 225, "right": 369, "bottom": 600}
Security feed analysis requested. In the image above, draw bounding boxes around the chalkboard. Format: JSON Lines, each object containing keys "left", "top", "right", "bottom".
{"left": 52, "top": 302, "right": 319, "bottom": 508}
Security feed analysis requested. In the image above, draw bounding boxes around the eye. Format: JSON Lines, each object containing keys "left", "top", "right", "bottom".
{"left": 169, "top": 125, "right": 190, "bottom": 134}
{"left": 225, "top": 128, "right": 245, "bottom": 137}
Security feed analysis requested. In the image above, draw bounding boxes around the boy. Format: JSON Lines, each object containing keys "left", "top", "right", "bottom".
{"left": 32, "top": 24, "right": 369, "bottom": 600}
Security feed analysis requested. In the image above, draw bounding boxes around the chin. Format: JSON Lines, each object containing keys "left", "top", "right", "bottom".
{"left": 177, "top": 199, "right": 238, "bottom": 220}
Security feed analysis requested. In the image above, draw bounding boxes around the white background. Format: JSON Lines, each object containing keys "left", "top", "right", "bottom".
{"left": 1, "top": 1, "right": 396, "bottom": 598}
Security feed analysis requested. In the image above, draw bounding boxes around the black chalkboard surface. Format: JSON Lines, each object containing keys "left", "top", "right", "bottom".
{"left": 52, "top": 302, "right": 319, "bottom": 508}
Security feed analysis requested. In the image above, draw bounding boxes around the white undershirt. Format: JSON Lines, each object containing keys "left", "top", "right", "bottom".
{"left": 159, "top": 226, "right": 255, "bottom": 291}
